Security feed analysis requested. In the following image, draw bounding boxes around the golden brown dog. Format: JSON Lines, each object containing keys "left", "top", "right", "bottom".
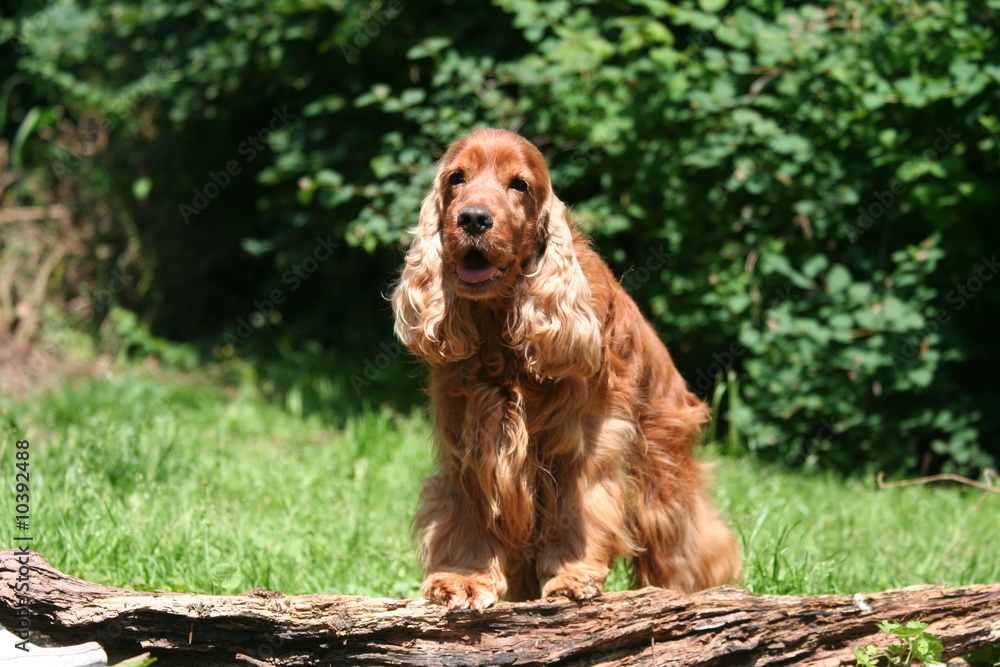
{"left": 392, "top": 128, "right": 741, "bottom": 610}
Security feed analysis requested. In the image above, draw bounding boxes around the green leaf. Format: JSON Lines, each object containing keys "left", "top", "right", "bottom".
{"left": 210, "top": 561, "right": 243, "bottom": 592}
{"left": 302, "top": 94, "right": 345, "bottom": 116}
{"left": 853, "top": 647, "right": 879, "bottom": 667}
{"left": 895, "top": 77, "right": 927, "bottom": 105}
{"left": 406, "top": 37, "right": 452, "bottom": 59}
{"left": 399, "top": 88, "right": 426, "bottom": 107}
{"left": 802, "top": 254, "right": 829, "bottom": 278}
{"left": 897, "top": 158, "right": 945, "bottom": 182}
{"left": 861, "top": 92, "right": 886, "bottom": 110}
{"left": 825, "top": 265, "right": 852, "bottom": 293}
{"left": 912, "top": 632, "right": 944, "bottom": 664}
{"left": 827, "top": 313, "right": 853, "bottom": 330}
{"left": 697, "top": 0, "right": 729, "bottom": 12}
{"left": 889, "top": 621, "right": 928, "bottom": 638}
{"left": 240, "top": 238, "right": 275, "bottom": 257}
{"left": 314, "top": 169, "right": 343, "bottom": 188}
{"left": 132, "top": 177, "right": 152, "bottom": 202}
{"left": 769, "top": 134, "right": 812, "bottom": 158}
{"left": 908, "top": 367, "right": 934, "bottom": 388}
{"left": 876, "top": 620, "right": 903, "bottom": 634}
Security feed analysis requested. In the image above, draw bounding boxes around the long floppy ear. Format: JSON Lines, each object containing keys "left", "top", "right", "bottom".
{"left": 507, "top": 196, "right": 602, "bottom": 380}
{"left": 392, "top": 191, "right": 479, "bottom": 364}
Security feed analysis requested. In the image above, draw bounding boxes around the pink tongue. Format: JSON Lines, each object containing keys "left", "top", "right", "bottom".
{"left": 457, "top": 261, "right": 496, "bottom": 283}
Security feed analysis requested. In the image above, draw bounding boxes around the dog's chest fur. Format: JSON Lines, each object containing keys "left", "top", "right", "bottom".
{"left": 433, "top": 320, "right": 597, "bottom": 464}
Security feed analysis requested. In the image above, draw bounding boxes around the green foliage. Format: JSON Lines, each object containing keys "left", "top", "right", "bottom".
{"left": 964, "top": 645, "right": 1000, "bottom": 667}
{"left": 854, "top": 621, "right": 944, "bottom": 667}
{"left": 0, "top": 371, "right": 429, "bottom": 598}
{"left": 3, "top": 0, "right": 999, "bottom": 473}
{"left": 105, "top": 307, "right": 200, "bottom": 368}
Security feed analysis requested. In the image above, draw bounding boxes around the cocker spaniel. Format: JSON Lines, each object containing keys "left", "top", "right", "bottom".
{"left": 392, "top": 128, "right": 741, "bottom": 610}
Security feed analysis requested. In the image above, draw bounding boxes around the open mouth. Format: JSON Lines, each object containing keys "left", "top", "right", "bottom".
{"left": 455, "top": 249, "right": 508, "bottom": 284}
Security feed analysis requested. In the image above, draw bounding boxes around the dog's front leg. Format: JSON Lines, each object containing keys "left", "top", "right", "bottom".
{"left": 536, "top": 416, "right": 637, "bottom": 601}
{"left": 414, "top": 471, "right": 508, "bottom": 610}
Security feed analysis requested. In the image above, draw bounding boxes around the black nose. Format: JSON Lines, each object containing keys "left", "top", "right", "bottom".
{"left": 457, "top": 206, "right": 493, "bottom": 236}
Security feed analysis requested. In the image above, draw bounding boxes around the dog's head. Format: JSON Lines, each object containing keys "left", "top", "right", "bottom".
{"left": 392, "top": 128, "right": 600, "bottom": 378}
{"left": 433, "top": 128, "right": 552, "bottom": 300}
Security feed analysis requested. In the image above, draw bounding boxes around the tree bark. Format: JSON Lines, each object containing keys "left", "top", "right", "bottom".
{"left": 1, "top": 550, "right": 998, "bottom": 666}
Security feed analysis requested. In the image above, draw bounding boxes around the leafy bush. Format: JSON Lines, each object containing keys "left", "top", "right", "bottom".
{"left": 3, "top": 0, "right": 998, "bottom": 473}
{"left": 854, "top": 620, "right": 944, "bottom": 667}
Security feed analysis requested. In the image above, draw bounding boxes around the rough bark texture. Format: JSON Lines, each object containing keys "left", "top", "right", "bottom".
{"left": 2, "top": 550, "right": 998, "bottom": 666}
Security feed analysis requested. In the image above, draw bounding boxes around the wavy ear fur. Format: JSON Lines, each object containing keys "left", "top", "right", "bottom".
{"left": 507, "top": 197, "right": 602, "bottom": 380}
{"left": 392, "top": 191, "right": 479, "bottom": 364}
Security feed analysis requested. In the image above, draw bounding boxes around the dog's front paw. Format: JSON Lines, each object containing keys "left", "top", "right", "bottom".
{"left": 423, "top": 573, "right": 498, "bottom": 611}
{"left": 541, "top": 572, "right": 605, "bottom": 601}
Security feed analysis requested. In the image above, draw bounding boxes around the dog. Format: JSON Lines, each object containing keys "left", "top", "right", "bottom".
{"left": 392, "top": 128, "right": 741, "bottom": 610}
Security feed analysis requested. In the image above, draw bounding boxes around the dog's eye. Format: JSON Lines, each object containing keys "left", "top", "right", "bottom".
{"left": 509, "top": 177, "right": 528, "bottom": 193}
{"left": 448, "top": 172, "right": 465, "bottom": 186}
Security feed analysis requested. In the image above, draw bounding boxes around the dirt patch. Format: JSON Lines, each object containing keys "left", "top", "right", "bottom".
{"left": 0, "top": 334, "right": 110, "bottom": 398}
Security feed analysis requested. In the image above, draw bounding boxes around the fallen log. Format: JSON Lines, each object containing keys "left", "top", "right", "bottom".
{"left": 1, "top": 550, "right": 998, "bottom": 666}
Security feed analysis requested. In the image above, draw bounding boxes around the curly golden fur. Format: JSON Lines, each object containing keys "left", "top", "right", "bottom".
{"left": 392, "top": 128, "right": 741, "bottom": 610}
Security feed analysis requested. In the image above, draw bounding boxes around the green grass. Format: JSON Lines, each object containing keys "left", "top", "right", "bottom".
{"left": 2, "top": 370, "right": 429, "bottom": 598}
{"left": 2, "top": 369, "right": 997, "bottom": 598}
